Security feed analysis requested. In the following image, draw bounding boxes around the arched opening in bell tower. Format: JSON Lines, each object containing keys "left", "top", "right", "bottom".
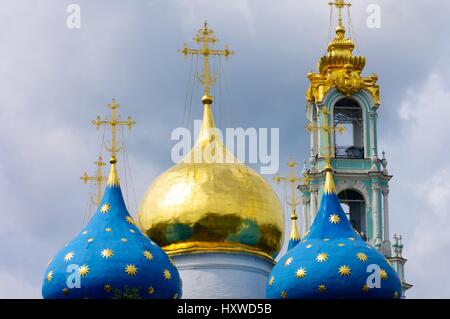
{"left": 334, "top": 98, "right": 364, "bottom": 159}
{"left": 338, "top": 189, "right": 366, "bottom": 237}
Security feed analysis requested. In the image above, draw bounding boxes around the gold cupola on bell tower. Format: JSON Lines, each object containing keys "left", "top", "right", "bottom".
{"left": 306, "top": 0, "right": 380, "bottom": 105}
{"left": 137, "top": 22, "right": 284, "bottom": 262}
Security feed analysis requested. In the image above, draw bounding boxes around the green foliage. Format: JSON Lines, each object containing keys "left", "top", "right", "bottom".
{"left": 112, "top": 286, "right": 141, "bottom": 299}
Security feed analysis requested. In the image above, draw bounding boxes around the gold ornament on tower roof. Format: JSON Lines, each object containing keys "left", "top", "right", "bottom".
{"left": 137, "top": 22, "right": 284, "bottom": 261}
{"left": 306, "top": 0, "right": 380, "bottom": 105}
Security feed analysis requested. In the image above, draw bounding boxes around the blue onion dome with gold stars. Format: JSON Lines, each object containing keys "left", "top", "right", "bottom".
{"left": 266, "top": 163, "right": 401, "bottom": 299}
{"left": 42, "top": 156, "right": 182, "bottom": 299}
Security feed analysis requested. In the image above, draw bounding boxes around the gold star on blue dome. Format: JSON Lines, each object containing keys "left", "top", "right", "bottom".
{"left": 295, "top": 268, "right": 307, "bottom": 279}
{"left": 125, "top": 264, "right": 138, "bottom": 276}
{"left": 64, "top": 252, "right": 74, "bottom": 262}
{"left": 379, "top": 268, "right": 388, "bottom": 280}
{"left": 329, "top": 214, "right": 340, "bottom": 224}
{"left": 101, "top": 249, "right": 114, "bottom": 258}
{"left": 163, "top": 269, "right": 172, "bottom": 280}
{"left": 318, "top": 285, "right": 327, "bottom": 293}
{"left": 143, "top": 250, "right": 154, "bottom": 261}
{"left": 47, "top": 271, "right": 53, "bottom": 282}
{"left": 338, "top": 265, "right": 351, "bottom": 277}
{"left": 284, "top": 257, "right": 293, "bottom": 266}
{"left": 79, "top": 265, "right": 89, "bottom": 276}
{"left": 356, "top": 252, "right": 368, "bottom": 262}
{"left": 100, "top": 203, "right": 111, "bottom": 213}
{"left": 316, "top": 253, "right": 328, "bottom": 262}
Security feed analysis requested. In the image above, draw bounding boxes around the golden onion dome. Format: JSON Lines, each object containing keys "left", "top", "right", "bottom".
{"left": 137, "top": 95, "right": 284, "bottom": 262}
{"left": 318, "top": 24, "right": 365, "bottom": 74}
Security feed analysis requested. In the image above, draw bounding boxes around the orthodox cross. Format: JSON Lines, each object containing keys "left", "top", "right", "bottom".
{"left": 329, "top": 0, "right": 352, "bottom": 27}
{"left": 92, "top": 99, "right": 136, "bottom": 160}
{"left": 306, "top": 107, "right": 345, "bottom": 165}
{"left": 274, "top": 160, "right": 308, "bottom": 233}
{"left": 179, "top": 21, "right": 234, "bottom": 99}
{"left": 80, "top": 156, "right": 107, "bottom": 207}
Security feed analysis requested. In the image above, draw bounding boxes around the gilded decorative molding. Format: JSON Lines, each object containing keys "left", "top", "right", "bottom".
{"left": 306, "top": 23, "right": 380, "bottom": 105}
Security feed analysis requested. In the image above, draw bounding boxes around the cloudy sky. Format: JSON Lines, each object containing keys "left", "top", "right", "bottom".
{"left": 0, "top": 0, "right": 449, "bottom": 298}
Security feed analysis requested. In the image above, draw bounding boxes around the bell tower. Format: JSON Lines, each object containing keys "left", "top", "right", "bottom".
{"left": 298, "top": 0, "right": 412, "bottom": 296}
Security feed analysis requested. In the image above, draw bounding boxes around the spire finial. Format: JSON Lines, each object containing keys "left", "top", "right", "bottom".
{"left": 80, "top": 156, "right": 108, "bottom": 206}
{"left": 179, "top": 22, "right": 234, "bottom": 105}
{"left": 107, "top": 155, "right": 120, "bottom": 186}
{"left": 329, "top": 0, "right": 352, "bottom": 29}
{"left": 92, "top": 99, "right": 136, "bottom": 186}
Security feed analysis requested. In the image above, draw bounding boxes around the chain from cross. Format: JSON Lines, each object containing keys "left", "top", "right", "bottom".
{"left": 329, "top": 0, "right": 352, "bottom": 27}
{"left": 92, "top": 99, "right": 136, "bottom": 160}
{"left": 179, "top": 21, "right": 234, "bottom": 99}
{"left": 80, "top": 156, "right": 107, "bottom": 206}
{"left": 305, "top": 107, "right": 346, "bottom": 164}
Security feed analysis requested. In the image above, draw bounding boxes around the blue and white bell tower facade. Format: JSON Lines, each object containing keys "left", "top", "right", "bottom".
{"left": 300, "top": 87, "right": 412, "bottom": 297}
{"left": 303, "top": 89, "right": 384, "bottom": 243}
{"left": 298, "top": 14, "right": 413, "bottom": 295}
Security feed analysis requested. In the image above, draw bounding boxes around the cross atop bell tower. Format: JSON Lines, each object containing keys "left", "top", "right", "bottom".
{"left": 328, "top": 0, "right": 352, "bottom": 27}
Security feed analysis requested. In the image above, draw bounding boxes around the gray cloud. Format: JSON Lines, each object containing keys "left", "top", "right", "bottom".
{"left": 0, "top": 0, "right": 449, "bottom": 298}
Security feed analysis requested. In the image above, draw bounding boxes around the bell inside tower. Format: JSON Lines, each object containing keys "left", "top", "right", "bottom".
{"left": 334, "top": 98, "right": 364, "bottom": 159}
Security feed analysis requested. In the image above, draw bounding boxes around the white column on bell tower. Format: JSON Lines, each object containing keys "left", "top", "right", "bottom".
{"left": 310, "top": 186, "right": 318, "bottom": 224}
{"left": 369, "top": 110, "right": 378, "bottom": 171}
{"left": 382, "top": 188, "right": 390, "bottom": 241}
{"left": 302, "top": 196, "right": 310, "bottom": 233}
{"left": 372, "top": 182, "right": 382, "bottom": 247}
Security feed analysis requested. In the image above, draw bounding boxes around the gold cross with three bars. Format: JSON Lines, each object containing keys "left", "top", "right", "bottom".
{"left": 305, "top": 108, "right": 345, "bottom": 165}
{"left": 274, "top": 160, "right": 309, "bottom": 221}
{"left": 179, "top": 21, "right": 234, "bottom": 100}
{"left": 274, "top": 160, "right": 311, "bottom": 241}
{"left": 329, "top": 0, "right": 352, "bottom": 27}
{"left": 80, "top": 156, "right": 107, "bottom": 206}
{"left": 92, "top": 99, "right": 136, "bottom": 160}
